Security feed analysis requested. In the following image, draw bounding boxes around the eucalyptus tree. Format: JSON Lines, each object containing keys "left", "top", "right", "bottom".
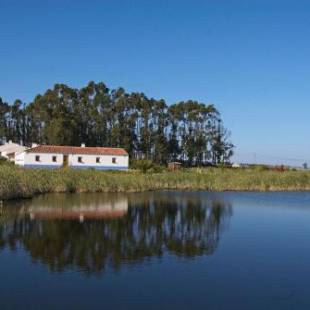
{"left": 0, "top": 97, "right": 9, "bottom": 143}
{"left": 152, "top": 99, "right": 169, "bottom": 163}
{"left": 210, "top": 120, "right": 234, "bottom": 164}
{"left": 0, "top": 81, "right": 234, "bottom": 165}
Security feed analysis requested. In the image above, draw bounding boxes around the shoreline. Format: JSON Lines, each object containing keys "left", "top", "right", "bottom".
{"left": 1, "top": 166, "right": 310, "bottom": 201}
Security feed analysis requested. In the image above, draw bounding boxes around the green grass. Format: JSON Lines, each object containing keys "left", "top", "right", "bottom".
{"left": 0, "top": 165, "right": 310, "bottom": 200}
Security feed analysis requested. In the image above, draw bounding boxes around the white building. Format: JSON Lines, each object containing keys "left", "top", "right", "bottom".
{"left": 232, "top": 163, "right": 241, "bottom": 168}
{"left": 15, "top": 144, "right": 129, "bottom": 170}
{"left": 0, "top": 141, "right": 27, "bottom": 161}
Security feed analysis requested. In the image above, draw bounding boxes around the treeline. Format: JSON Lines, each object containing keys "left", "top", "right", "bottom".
{"left": 0, "top": 81, "right": 233, "bottom": 165}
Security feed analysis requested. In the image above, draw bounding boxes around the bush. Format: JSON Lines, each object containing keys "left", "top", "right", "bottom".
{"left": 147, "top": 164, "right": 165, "bottom": 173}
{"left": 0, "top": 156, "right": 14, "bottom": 166}
{"left": 130, "top": 159, "right": 165, "bottom": 173}
{"left": 254, "top": 165, "right": 270, "bottom": 172}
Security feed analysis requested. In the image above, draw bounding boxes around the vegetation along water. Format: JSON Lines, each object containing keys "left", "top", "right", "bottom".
{"left": 1, "top": 165, "right": 310, "bottom": 200}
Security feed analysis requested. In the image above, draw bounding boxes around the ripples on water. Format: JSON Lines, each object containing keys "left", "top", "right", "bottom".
{"left": 1, "top": 191, "right": 310, "bottom": 309}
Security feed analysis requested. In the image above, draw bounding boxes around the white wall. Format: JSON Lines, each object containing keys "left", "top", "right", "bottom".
{"left": 15, "top": 152, "right": 26, "bottom": 166}
{"left": 0, "top": 144, "right": 27, "bottom": 161}
{"left": 17, "top": 152, "right": 129, "bottom": 169}
{"left": 23, "top": 153, "right": 63, "bottom": 167}
{"left": 69, "top": 154, "right": 128, "bottom": 168}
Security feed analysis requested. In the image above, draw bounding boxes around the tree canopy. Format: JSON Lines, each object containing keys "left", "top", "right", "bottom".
{"left": 0, "top": 81, "right": 234, "bottom": 165}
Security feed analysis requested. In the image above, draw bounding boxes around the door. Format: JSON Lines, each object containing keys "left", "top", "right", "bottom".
{"left": 63, "top": 155, "right": 68, "bottom": 167}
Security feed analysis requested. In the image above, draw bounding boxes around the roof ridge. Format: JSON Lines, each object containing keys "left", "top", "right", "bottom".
{"left": 26, "top": 144, "right": 128, "bottom": 155}
{"left": 30, "top": 144, "right": 125, "bottom": 149}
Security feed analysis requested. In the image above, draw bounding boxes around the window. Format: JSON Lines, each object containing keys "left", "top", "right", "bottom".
{"left": 78, "top": 156, "right": 83, "bottom": 163}
{"left": 35, "top": 155, "right": 40, "bottom": 162}
{"left": 112, "top": 157, "right": 117, "bottom": 164}
{"left": 96, "top": 157, "right": 100, "bottom": 163}
{"left": 52, "top": 156, "right": 57, "bottom": 162}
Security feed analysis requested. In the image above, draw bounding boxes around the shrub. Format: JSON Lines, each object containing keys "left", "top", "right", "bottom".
{"left": 130, "top": 159, "right": 165, "bottom": 173}
{"left": 0, "top": 156, "right": 13, "bottom": 166}
{"left": 254, "top": 165, "right": 270, "bottom": 172}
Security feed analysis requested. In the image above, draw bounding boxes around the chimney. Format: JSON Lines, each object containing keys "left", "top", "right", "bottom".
{"left": 81, "top": 143, "right": 86, "bottom": 147}
{"left": 31, "top": 143, "right": 38, "bottom": 148}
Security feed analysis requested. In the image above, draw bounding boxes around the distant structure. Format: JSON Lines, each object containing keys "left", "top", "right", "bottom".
{"left": 232, "top": 163, "right": 241, "bottom": 168}
{"left": 0, "top": 141, "right": 27, "bottom": 161}
{"left": 15, "top": 144, "right": 129, "bottom": 170}
{"left": 232, "top": 163, "right": 251, "bottom": 168}
{"left": 168, "top": 162, "right": 182, "bottom": 171}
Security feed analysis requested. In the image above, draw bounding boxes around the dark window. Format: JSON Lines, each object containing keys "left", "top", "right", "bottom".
{"left": 52, "top": 156, "right": 57, "bottom": 162}
{"left": 78, "top": 156, "right": 83, "bottom": 163}
{"left": 112, "top": 157, "right": 116, "bottom": 164}
{"left": 35, "top": 155, "right": 40, "bottom": 162}
{"left": 96, "top": 157, "right": 100, "bottom": 163}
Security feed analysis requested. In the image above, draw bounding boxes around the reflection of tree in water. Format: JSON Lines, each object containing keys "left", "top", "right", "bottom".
{"left": 0, "top": 193, "right": 232, "bottom": 274}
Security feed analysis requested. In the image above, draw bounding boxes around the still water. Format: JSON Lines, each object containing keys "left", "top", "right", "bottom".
{"left": 1, "top": 191, "right": 310, "bottom": 309}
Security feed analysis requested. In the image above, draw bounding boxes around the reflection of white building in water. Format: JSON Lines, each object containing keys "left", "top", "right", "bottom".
{"left": 28, "top": 195, "right": 128, "bottom": 221}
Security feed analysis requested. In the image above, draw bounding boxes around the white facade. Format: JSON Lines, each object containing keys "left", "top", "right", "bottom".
{"left": 15, "top": 146, "right": 129, "bottom": 170}
{"left": 0, "top": 141, "right": 27, "bottom": 161}
{"left": 232, "top": 163, "right": 241, "bottom": 168}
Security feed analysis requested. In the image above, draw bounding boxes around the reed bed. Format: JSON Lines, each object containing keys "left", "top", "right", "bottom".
{"left": 0, "top": 166, "right": 310, "bottom": 200}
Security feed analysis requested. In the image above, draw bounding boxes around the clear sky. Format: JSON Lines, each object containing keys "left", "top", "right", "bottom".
{"left": 1, "top": 0, "right": 309, "bottom": 165}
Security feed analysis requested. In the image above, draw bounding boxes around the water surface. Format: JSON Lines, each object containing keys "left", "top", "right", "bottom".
{"left": 1, "top": 191, "right": 310, "bottom": 309}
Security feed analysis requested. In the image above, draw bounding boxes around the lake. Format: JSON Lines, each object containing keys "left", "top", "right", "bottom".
{"left": 1, "top": 191, "right": 310, "bottom": 309}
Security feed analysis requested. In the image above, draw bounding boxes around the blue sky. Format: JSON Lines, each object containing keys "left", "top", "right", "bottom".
{"left": 1, "top": 0, "right": 309, "bottom": 165}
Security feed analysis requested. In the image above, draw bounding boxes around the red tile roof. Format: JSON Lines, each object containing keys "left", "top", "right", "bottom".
{"left": 26, "top": 145, "right": 128, "bottom": 156}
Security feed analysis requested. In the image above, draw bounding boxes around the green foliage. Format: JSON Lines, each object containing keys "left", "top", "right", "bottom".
{"left": 0, "top": 156, "right": 8, "bottom": 165}
{"left": 253, "top": 165, "right": 270, "bottom": 171}
{"left": 0, "top": 156, "right": 14, "bottom": 166}
{"left": 0, "top": 166, "right": 310, "bottom": 201}
{"left": 0, "top": 82, "right": 233, "bottom": 166}
{"left": 130, "top": 159, "right": 165, "bottom": 173}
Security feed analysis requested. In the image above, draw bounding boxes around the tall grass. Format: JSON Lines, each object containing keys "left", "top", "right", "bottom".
{"left": 0, "top": 166, "right": 310, "bottom": 200}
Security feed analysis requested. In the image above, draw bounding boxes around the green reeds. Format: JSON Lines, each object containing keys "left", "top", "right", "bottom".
{"left": 0, "top": 165, "right": 310, "bottom": 200}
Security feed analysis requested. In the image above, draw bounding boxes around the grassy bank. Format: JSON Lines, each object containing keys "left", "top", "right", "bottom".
{"left": 1, "top": 165, "right": 310, "bottom": 200}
